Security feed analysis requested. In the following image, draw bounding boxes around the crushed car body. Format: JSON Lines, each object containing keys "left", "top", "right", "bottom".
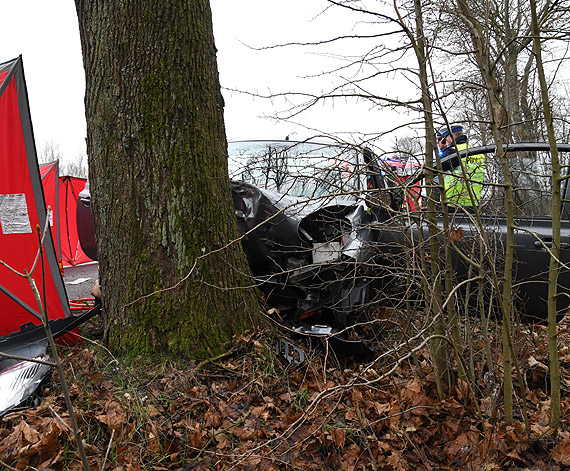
{"left": 228, "top": 140, "right": 386, "bottom": 344}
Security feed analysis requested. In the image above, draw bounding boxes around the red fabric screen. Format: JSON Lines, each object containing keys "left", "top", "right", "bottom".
{"left": 59, "top": 176, "right": 92, "bottom": 267}
{"left": 40, "top": 161, "right": 61, "bottom": 264}
{"left": 0, "top": 57, "right": 70, "bottom": 335}
{"left": 39, "top": 166, "right": 93, "bottom": 268}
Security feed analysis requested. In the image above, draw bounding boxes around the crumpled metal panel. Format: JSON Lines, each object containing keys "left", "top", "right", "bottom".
{"left": 0, "top": 354, "right": 51, "bottom": 416}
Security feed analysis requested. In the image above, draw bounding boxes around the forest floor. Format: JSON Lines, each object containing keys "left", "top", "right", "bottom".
{"left": 2, "top": 308, "right": 570, "bottom": 470}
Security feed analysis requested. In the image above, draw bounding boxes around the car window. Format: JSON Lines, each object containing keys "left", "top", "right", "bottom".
{"left": 228, "top": 141, "right": 361, "bottom": 200}
{"left": 481, "top": 148, "right": 570, "bottom": 218}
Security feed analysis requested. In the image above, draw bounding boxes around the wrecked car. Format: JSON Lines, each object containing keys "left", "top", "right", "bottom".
{"left": 227, "top": 141, "right": 570, "bottom": 326}
{"left": 227, "top": 140, "right": 387, "bottom": 338}
{"left": 78, "top": 140, "right": 388, "bottom": 344}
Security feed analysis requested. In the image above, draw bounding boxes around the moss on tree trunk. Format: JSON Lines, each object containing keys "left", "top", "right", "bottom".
{"left": 75, "top": 0, "right": 261, "bottom": 359}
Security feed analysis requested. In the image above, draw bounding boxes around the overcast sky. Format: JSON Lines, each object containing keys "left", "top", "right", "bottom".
{"left": 1, "top": 2, "right": 85, "bottom": 162}
{"left": 1, "top": 1, "right": 405, "bottom": 164}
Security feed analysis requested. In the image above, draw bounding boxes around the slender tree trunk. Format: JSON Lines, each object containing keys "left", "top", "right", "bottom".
{"left": 455, "top": 0, "right": 516, "bottom": 422}
{"left": 530, "top": 0, "right": 561, "bottom": 429}
{"left": 456, "top": 1, "right": 534, "bottom": 431}
{"left": 408, "top": 0, "right": 449, "bottom": 396}
{"left": 74, "top": 0, "right": 260, "bottom": 358}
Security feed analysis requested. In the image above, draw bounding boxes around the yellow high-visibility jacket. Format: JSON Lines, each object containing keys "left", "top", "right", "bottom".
{"left": 443, "top": 143, "right": 485, "bottom": 206}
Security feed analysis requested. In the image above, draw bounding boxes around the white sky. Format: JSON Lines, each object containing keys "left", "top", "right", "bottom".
{"left": 211, "top": 0, "right": 411, "bottom": 147}
{"left": 1, "top": 2, "right": 86, "bottom": 163}
{"left": 1, "top": 1, "right": 408, "bottom": 164}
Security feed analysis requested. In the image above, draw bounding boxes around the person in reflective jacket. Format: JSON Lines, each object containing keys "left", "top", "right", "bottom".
{"left": 436, "top": 125, "right": 485, "bottom": 207}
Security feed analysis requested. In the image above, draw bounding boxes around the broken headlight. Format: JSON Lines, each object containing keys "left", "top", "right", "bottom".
{"left": 300, "top": 206, "right": 354, "bottom": 264}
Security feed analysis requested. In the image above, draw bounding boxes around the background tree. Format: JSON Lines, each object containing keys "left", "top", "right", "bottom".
{"left": 436, "top": 0, "right": 570, "bottom": 143}
{"left": 74, "top": 0, "right": 260, "bottom": 358}
{"left": 62, "top": 153, "right": 88, "bottom": 178}
{"left": 38, "top": 141, "right": 88, "bottom": 178}
{"left": 531, "top": 0, "right": 562, "bottom": 428}
{"left": 37, "top": 141, "right": 62, "bottom": 165}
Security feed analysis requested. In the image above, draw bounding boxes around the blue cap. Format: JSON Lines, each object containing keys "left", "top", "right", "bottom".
{"left": 436, "top": 125, "right": 463, "bottom": 139}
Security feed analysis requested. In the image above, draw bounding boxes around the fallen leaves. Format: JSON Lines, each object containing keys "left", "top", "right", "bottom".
{"left": 2, "top": 325, "right": 570, "bottom": 471}
{"left": 0, "top": 416, "right": 67, "bottom": 469}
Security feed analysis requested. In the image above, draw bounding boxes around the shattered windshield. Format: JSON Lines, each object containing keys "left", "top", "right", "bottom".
{"left": 228, "top": 141, "right": 361, "bottom": 199}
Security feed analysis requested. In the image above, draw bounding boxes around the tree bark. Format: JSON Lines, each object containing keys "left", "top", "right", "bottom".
{"left": 74, "top": 0, "right": 260, "bottom": 358}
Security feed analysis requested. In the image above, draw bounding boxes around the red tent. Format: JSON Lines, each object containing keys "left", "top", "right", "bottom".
{"left": 58, "top": 175, "right": 92, "bottom": 267}
{"left": 0, "top": 56, "right": 70, "bottom": 336}
{"left": 39, "top": 161, "right": 61, "bottom": 264}
{"left": 39, "top": 163, "right": 92, "bottom": 268}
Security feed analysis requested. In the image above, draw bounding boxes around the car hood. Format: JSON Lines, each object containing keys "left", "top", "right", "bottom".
{"left": 231, "top": 180, "right": 359, "bottom": 222}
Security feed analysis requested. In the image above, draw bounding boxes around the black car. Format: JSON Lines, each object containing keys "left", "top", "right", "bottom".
{"left": 374, "top": 143, "right": 570, "bottom": 322}
{"left": 227, "top": 140, "right": 389, "bottom": 336}
{"left": 77, "top": 141, "right": 570, "bottom": 340}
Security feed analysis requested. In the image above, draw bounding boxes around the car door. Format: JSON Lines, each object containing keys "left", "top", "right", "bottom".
{"left": 372, "top": 143, "right": 570, "bottom": 321}
{"left": 446, "top": 144, "right": 570, "bottom": 321}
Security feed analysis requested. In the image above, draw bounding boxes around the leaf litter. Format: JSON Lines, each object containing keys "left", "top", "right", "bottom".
{"left": 2, "top": 315, "right": 570, "bottom": 470}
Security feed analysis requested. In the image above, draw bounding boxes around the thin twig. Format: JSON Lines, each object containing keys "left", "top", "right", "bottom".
{"left": 0, "top": 459, "right": 19, "bottom": 471}
{"left": 193, "top": 349, "right": 235, "bottom": 373}
{"left": 48, "top": 405, "right": 73, "bottom": 432}
{"left": 0, "top": 351, "right": 55, "bottom": 367}
{"left": 101, "top": 429, "right": 115, "bottom": 471}
{"left": 23, "top": 224, "right": 92, "bottom": 471}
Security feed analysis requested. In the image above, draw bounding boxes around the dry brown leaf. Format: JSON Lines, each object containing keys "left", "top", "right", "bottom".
{"left": 20, "top": 421, "right": 41, "bottom": 445}
{"left": 279, "top": 392, "right": 292, "bottom": 404}
{"left": 282, "top": 409, "right": 301, "bottom": 428}
{"left": 450, "top": 227, "right": 464, "bottom": 242}
{"left": 506, "top": 450, "right": 527, "bottom": 465}
{"left": 242, "top": 456, "right": 262, "bottom": 471}
{"left": 531, "top": 422, "right": 552, "bottom": 438}
{"left": 204, "top": 408, "right": 222, "bottom": 428}
{"left": 374, "top": 402, "right": 391, "bottom": 416}
{"left": 553, "top": 438, "right": 570, "bottom": 466}
{"left": 331, "top": 427, "right": 346, "bottom": 449}
{"left": 444, "top": 431, "right": 470, "bottom": 457}
{"left": 341, "top": 443, "right": 363, "bottom": 470}
{"left": 68, "top": 382, "right": 82, "bottom": 397}
{"left": 386, "top": 448, "right": 407, "bottom": 471}
{"left": 233, "top": 424, "right": 257, "bottom": 441}
{"left": 407, "top": 377, "right": 422, "bottom": 394}
{"left": 389, "top": 401, "right": 402, "bottom": 431}
{"left": 216, "top": 433, "right": 230, "bottom": 449}
{"left": 96, "top": 400, "right": 127, "bottom": 434}
{"left": 34, "top": 421, "right": 62, "bottom": 459}
{"left": 251, "top": 405, "right": 268, "bottom": 418}
{"left": 258, "top": 458, "right": 280, "bottom": 471}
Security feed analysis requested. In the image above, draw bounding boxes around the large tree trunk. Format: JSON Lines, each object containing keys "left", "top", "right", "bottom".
{"left": 74, "top": 0, "right": 260, "bottom": 358}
